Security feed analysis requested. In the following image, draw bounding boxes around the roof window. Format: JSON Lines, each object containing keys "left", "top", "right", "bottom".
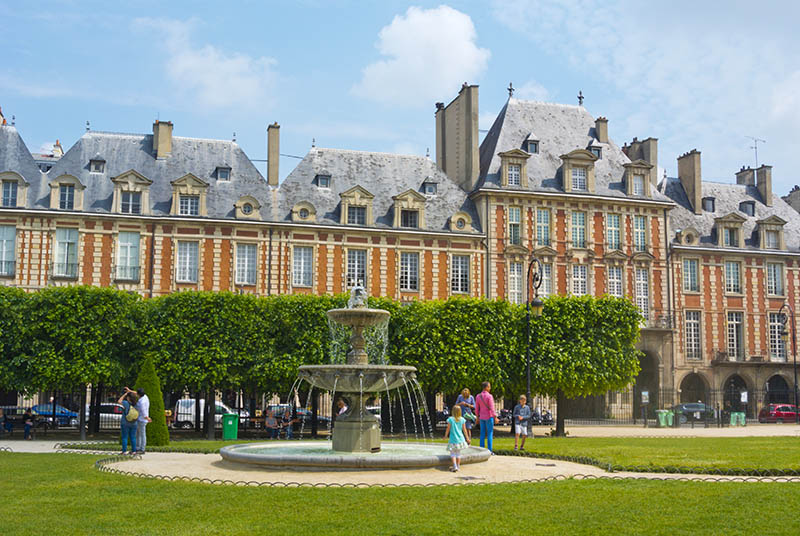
{"left": 739, "top": 201, "right": 755, "bottom": 217}
{"left": 527, "top": 140, "right": 539, "bottom": 154}
{"left": 702, "top": 197, "right": 715, "bottom": 212}
{"left": 216, "top": 167, "right": 231, "bottom": 181}
{"left": 590, "top": 147, "right": 602, "bottom": 159}
{"left": 89, "top": 159, "right": 105, "bottom": 173}
{"left": 317, "top": 174, "right": 331, "bottom": 188}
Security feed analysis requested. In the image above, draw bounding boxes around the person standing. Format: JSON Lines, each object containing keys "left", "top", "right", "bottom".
{"left": 475, "top": 381, "right": 497, "bottom": 452}
{"left": 126, "top": 387, "right": 151, "bottom": 455}
{"left": 513, "top": 395, "right": 532, "bottom": 450}
{"left": 22, "top": 408, "right": 34, "bottom": 440}
{"left": 118, "top": 391, "right": 139, "bottom": 455}
{"left": 445, "top": 405, "right": 468, "bottom": 472}
{"left": 455, "top": 388, "right": 476, "bottom": 444}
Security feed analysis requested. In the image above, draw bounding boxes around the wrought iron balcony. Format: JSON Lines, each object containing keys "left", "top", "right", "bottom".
{"left": 50, "top": 262, "right": 78, "bottom": 280}
{"left": 0, "top": 260, "right": 15, "bottom": 277}
{"left": 114, "top": 265, "right": 141, "bottom": 282}
{"left": 642, "top": 311, "right": 674, "bottom": 330}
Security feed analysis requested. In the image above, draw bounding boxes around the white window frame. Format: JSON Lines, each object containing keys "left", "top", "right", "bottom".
{"left": 399, "top": 251, "right": 419, "bottom": 292}
{"left": 509, "top": 261, "right": 523, "bottom": 304}
{"left": 727, "top": 311, "right": 744, "bottom": 361}
{"left": 179, "top": 195, "right": 199, "bottom": 216}
{"left": 572, "top": 211, "right": 586, "bottom": 248}
{"left": 685, "top": 311, "right": 702, "bottom": 361}
{"left": 572, "top": 264, "right": 587, "bottom": 296}
{"left": 235, "top": 243, "right": 258, "bottom": 286}
{"left": 633, "top": 215, "right": 647, "bottom": 252}
{"left": 769, "top": 312, "right": 787, "bottom": 362}
{"left": 683, "top": 259, "right": 699, "bottom": 292}
{"left": 346, "top": 249, "right": 367, "bottom": 288}
{"left": 121, "top": 191, "right": 142, "bottom": 215}
{"left": 536, "top": 208, "right": 550, "bottom": 246}
{"left": 635, "top": 268, "right": 649, "bottom": 319}
{"left": 724, "top": 261, "right": 741, "bottom": 294}
{"left": 723, "top": 227, "right": 738, "bottom": 247}
{"left": 607, "top": 265, "right": 623, "bottom": 297}
{"left": 116, "top": 231, "right": 140, "bottom": 281}
{"left": 1, "top": 181, "right": 17, "bottom": 208}
{"left": 508, "top": 207, "right": 521, "bottom": 246}
{"left": 767, "top": 263, "right": 784, "bottom": 296}
{"left": 571, "top": 167, "right": 587, "bottom": 191}
{"left": 292, "top": 246, "right": 313, "bottom": 288}
{"left": 633, "top": 175, "right": 645, "bottom": 196}
{"left": 54, "top": 228, "right": 79, "bottom": 278}
{"left": 508, "top": 164, "right": 521, "bottom": 186}
{"left": 59, "top": 184, "right": 75, "bottom": 210}
{"left": 451, "top": 255, "right": 470, "bottom": 294}
{"left": 540, "top": 262, "right": 553, "bottom": 297}
{"left": 400, "top": 209, "right": 419, "bottom": 229}
{"left": 607, "top": 214, "right": 620, "bottom": 250}
{"left": 0, "top": 225, "right": 15, "bottom": 276}
{"left": 176, "top": 241, "right": 199, "bottom": 283}
{"left": 347, "top": 206, "right": 366, "bottom": 225}
{"left": 766, "top": 230, "right": 780, "bottom": 249}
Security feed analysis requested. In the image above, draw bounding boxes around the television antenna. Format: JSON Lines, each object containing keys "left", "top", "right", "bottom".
{"left": 745, "top": 136, "right": 766, "bottom": 167}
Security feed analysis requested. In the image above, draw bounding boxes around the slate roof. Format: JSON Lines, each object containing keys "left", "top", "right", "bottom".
{"left": 477, "top": 98, "right": 672, "bottom": 202}
{"left": 0, "top": 125, "right": 45, "bottom": 196}
{"left": 278, "top": 148, "right": 481, "bottom": 232}
{"left": 660, "top": 177, "right": 800, "bottom": 251}
{"left": 32, "top": 131, "right": 273, "bottom": 218}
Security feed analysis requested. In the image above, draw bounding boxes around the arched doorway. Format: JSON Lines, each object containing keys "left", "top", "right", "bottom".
{"left": 679, "top": 373, "right": 707, "bottom": 403}
{"left": 634, "top": 353, "right": 659, "bottom": 418}
{"left": 765, "top": 375, "right": 791, "bottom": 404}
{"left": 722, "top": 374, "right": 750, "bottom": 415}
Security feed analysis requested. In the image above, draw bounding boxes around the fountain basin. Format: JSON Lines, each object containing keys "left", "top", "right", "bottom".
{"left": 326, "top": 307, "right": 390, "bottom": 328}
{"left": 219, "top": 441, "right": 491, "bottom": 469}
{"left": 297, "top": 364, "right": 417, "bottom": 392}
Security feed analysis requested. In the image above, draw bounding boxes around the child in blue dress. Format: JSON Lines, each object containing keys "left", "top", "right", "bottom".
{"left": 445, "top": 405, "right": 468, "bottom": 472}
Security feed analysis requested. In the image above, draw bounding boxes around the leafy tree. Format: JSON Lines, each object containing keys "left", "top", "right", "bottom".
{"left": 134, "top": 353, "right": 169, "bottom": 446}
{"left": 530, "top": 295, "right": 643, "bottom": 436}
{"left": 0, "top": 286, "right": 28, "bottom": 391}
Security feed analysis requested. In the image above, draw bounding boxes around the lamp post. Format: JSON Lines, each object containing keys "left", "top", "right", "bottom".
{"left": 779, "top": 302, "right": 799, "bottom": 424}
{"left": 525, "top": 256, "right": 544, "bottom": 415}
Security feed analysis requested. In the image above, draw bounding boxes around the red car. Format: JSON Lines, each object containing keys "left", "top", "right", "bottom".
{"left": 758, "top": 404, "right": 799, "bottom": 423}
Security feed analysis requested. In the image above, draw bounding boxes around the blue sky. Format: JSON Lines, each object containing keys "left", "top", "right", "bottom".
{"left": 2, "top": 1, "right": 799, "bottom": 193}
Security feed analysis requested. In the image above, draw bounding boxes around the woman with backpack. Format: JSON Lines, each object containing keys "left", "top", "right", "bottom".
{"left": 117, "top": 391, "right": 139, "bottom": 455}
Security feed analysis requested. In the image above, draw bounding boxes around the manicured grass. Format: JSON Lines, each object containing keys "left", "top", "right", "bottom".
{"left": 3, "top": 453, "right": 800, "bottom": 535}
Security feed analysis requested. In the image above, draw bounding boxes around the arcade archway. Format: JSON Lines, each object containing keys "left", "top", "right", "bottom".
{"left": 765, "top": 375, "right": 791, "bottom": 404}
{"left": 679, "top": 373, "right": 708, "bottom": 403}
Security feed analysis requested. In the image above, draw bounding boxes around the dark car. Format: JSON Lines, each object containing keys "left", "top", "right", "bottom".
{"left": 672, "top": 403, "right": 714, "bottom": 424}
{"left": 758, "top": 404, "right": 799, "bottom": 423}
{"left": 84, "top": 403, "right": 125, "bottom": 428}
{"left": 31, "top": 403, "right": 79, "bottom": 427}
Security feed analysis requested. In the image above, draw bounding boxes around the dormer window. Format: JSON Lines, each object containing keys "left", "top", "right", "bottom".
{"left": 90, "top": 159, "right": 105, "bottom": 173}
{"left": 714, "top": 212, "right": 746, "bottom": 248}
{"left": 216, "top": 167, "right": 231, "bottom": 181}
{"left": 739, "top": 201, "right": 755, "bottom": 217}
{"left": 633, "top": 175, "right": 645, "bottom": 196}
{"left": 423, "top": 182, "right": 437, "bottom": 195}
{"left": 498, "top": 149, "right": 531, "bottom": 188}
{"left": 121, "top": 192, "right": 141, "bottom": 214}
{"left": 590, "top": 147, "right": 602, "bottom": 159}
{"left": 723, "top": 227, "right": 738, "bottom": 247}
{"left": 49, "top": 174, "right": 85, "bottom": 211}
{"left": 348, "top": 206, "right": 366, "bottom": 225}
{"left": 757, "top": 215, "right": 787, "bottom": 250}
{"left": 179, "top": 195, "right": 199, "bottom": 216}
{"left": 2, "top": 180, "right": 17, "bottom": 207}
{"left": 111, "top": 170, "right": 152, "bottom": 215}
{"left": 235, "top": 195, "right": 262, "bottom": 219}
{"left": 527, "top": 140, "right": 539, "bottom": 154}
{"left": 291, "top": 201, "right": 315, "bottom": 222}
{"left": 39, "top": 163, "right": 52, "bottom": 173}
{"left": 60, "top": 185, "right": 75, "bottom": 210}
{"left": 766, "top": 230, "right": 779, "bottom": 249}
{"left": 508, "top": 164, "right": 521, "bottom": 186}
{"left": 560, "top": 149, "right": 597, "bottom": 193}
{"left": 702, "top": 197, "right": 715, "bottom": 212}
{"left": 241, "top": 203, "right": 253, "bottom": 215}
{"left": 401, "top": 210, "right": 419, "bottom": 228}
{"left": 339, "top": 185, "right": 374, "bottom": 226}
{"left": 317, "top": 175, "right": 331, "bottom": 188}
{"left": 571, "top": 167, "right": 587, "bottom": 191}
{"left": 170, "top": 174, "right": 209, "bottom": 217}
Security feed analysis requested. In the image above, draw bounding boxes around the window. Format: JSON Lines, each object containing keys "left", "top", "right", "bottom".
{"left": 400, "top": 210, "right": 419, "bottom": 229}
{"left": 242, "top": 203, "right": 254, "bottom": 216}
{"left": 633, "top": 175, "right": 645, "bottom": 196}
{"left": 607, "top": 266, "right": 623, "bottom": 297}
{"left": 89, "top": 160, "right": 105, "bottom": 173}
{"left": 217, "top": 167, "right": 231, "bottom": 181}
{"left": 509, "top": 262, "right": 523, "bottom": 304}
{"left": 572, "top": 265, "right": 587, "bottom": 296}
{"left": 724, "top": 261, "right": 741, "bottom": 293}
{"left": 727, "top": 311, "right": 744, "bottom": 361}
{"left": 590, "top": 147, "right": 602, "bottom": 159}
{"left": 740, "top": 201, "right": 754, "bottom": 216}
{"left": 54, "top": 228, "right": 78, "bottom": 278}
{"left": 2, "top": 181, "right": 17, "bottom": 207}
{"left": 176, "top": 241, "right": 199, "bottom": 283}
{"left": 455, "top": 218, "right": 466, "bottom": 230}
{"left": 536, "top": 209, "right": 550, "bottom": 246}
{"left": 685, "top": 311, "right": 702, "bottom": 360}
{"left": 527, "top": 140, "right": 539, "bottom": 154}
{"left": 508, "top": 164, "right": 521, "bottom": 186}
{"left": 346, "top": 249, "right": 366, "bottom": 288}
{"left": 424, "top": 183, "right": 437, "bottom": 195}
{"left": 508, "top": 207, "right": 521, "bottom": 245}
{"left": 297, "top": 207, "right": 308, "bottom": 219}
{"left": 179, "top": 195, "right": 199, "bottom": 216}
{"left": 121, "top": 192, "right": 141, "bottom": 214}
{"left": 236, "top": 243, "right": 257, "bottom": 286}
{"left": 767, "top": 263, "right": 784, "bottom": 295}
{"left": 633, "top": 216, "right": 647, "bottom": 252}
{"left": 451, "top": 255, "right": 470, "bottom": 294}
{"left": 766, "top": 230, "right": 780, "bottom": 249}
{"left": 59, "top": 184, "right": 75, "bottom": 210}
{"left": 293, "top": 246, "right": 313, "bottom": 287}
{"left": 116, "top": 232, "right": 140, "bottom": 281}
{"left": 723, "top": 227, "right": 738, "bottom": 247}
{"left": 683, "top": 259, "right": 699, "bottom": 292}
{"left": 702, "top": 197, "right": 715, "bottom": 212}
{"left": 571, "top": 167, "right": 587, "bottom": 191}
{"left": 0, "top": 226, "right": 15, "bottom": 276}
{"left": 769, "top": 312, "right": 787, "bottom": 362}
{"left": 318, "top": 175, "right": 331, "bottom": 188}
{"left": 607, "top": 214, "right": 620, "bottom": 250}
{"left": 540, "top": 263, "right": 553, "bottom": 297}
{"left": 399, "top": 252, "right": 419, "bottom": 291}
{"left": 39, "top": 163, "right": 52, "bottom": 173}
{"left": 635, "top": 268, "right": 649, "bottom": 318}
{"left": 347, "top": 206, "right": 366, "bottom": 225}
{"left": 572, "top": 211, "right": 586, "bottom": 248}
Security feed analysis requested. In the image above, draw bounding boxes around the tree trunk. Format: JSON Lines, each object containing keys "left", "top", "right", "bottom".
{"left": 554, "top": 389, "right": 567, "bottom": 436}
{"left": 206, "top": 388, "right": 215, "bottom": 440}
{"left": 79, "top": 384, "right": 87, "bottom": 440}
{"left": 194, "top": 391, "right": 202, "bottom": 433}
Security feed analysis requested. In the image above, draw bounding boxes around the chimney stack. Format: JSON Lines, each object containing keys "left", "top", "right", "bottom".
{"left": 434, "top": 84, "right": 479, "bottom": 192}
{"left": 53, "top": 139, "right": 64, "bottom": 158}
{"left": 735, "top": 166, "right": 755, "bottom": 186}
{"left": 756, "top": 164, "right": 773, "bottom": 206}
{"left": 622, "top": 136, "right": 659, "bottom": 186}
{"left": 267, "top": 122, "right": 280, "bottom": 187}
{"left": 678, "top": 149, "right": 702, "bottom": 215}
{"left": 152, "top": 120, "right": 173, "bottom": 159}
{"left": 595, "top": 117, "right": 608, "bottom": 143}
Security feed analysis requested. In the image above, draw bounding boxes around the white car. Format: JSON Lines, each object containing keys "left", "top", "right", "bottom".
{"left": 84, "top": 403, "right": 125, "bottom": 428}
{"left": 172, "top": 399, "right": 249, "bottom": 429}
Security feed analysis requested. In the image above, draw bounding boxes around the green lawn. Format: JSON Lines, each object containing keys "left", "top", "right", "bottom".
{"left": 2, "top": 453, "right": 799, "bottom": 535}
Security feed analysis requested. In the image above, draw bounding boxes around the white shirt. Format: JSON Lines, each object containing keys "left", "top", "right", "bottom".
{"left": 136, "top": 394, "right": 150, "bottom": 423}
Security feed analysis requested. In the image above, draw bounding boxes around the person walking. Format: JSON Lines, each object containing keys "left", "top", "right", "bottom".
{"left": 475, "top": 381, "right": 497, "bottom": 452}
{"left": 117, "top": 391, "right": 139, "bottom": 455}
{"left": 455, "top": 388, "right": 476, "bottom": 444}
{"left": 126, "top": 387, "right": 152, "bottom": 455}
{"left": 444, "top": 405, "right": 468, "bottom": 472}
{"left": 513, "top": 395, "right": 532, "bottom": 450}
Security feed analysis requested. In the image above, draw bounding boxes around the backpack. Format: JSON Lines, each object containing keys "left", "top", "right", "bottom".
{"left": 126, "top": 405, "right": 139, "bottom": 422}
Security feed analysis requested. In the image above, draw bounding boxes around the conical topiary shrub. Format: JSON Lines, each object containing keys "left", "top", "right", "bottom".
{"left": 134, "top": 353, "right": 169, "bottom": 446}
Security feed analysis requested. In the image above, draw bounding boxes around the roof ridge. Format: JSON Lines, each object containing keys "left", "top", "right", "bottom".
{"left": 509, "top": 97, "right": 585, "bottom": 110}
{"left": 313, "top": 147, "right": 429, "bottom": 159}
{"left": 85, "top": 131, "right": 239, "bottom": 144}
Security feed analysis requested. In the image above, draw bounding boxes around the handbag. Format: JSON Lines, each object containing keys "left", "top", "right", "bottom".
{"left": 126, "top": 406, "right": 139, "bottom": 422}
{"left": 464, "top": 411, "right": 476, "bottom": 423}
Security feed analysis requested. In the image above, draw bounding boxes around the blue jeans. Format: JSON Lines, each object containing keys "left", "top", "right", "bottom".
{"left": 479, "top": 418, "right": 494, "bottom": 452}
{"left": 136, "top": 420, "right": 147, "bottom": 453}
{"left": 24, "top": 423, "right": 32, "bottom": 439}
{"left": 121, "top": 425, "right": 137, "bottom": 453}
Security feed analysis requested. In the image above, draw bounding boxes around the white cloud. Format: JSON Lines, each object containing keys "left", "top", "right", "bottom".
{"left": 491, "top": 1, "right": 800, "bottom": 192}
{"left": 352, "top": 6, "right": 490, "bottom": 107}
{"left": 132, "top": 18, "right": 278, "bottom": 110}
{"left": 514, "top": 80, "right": 550, "bottom": 101}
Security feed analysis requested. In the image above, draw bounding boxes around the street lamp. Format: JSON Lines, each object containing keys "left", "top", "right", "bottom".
{"left": 779, "top": 302, "right": 799, "bottom": 424}
{"left": 525, "top": 256, "right": 544, "bottom": 416}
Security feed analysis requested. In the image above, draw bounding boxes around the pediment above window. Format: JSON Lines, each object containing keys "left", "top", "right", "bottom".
{"left": 498, "top": 148, "right": 531, "bottom": 159}
{"left": 560, "top": 149, "right": 597, "bottom": 193}
{"left": 111, "top": 170, "right": 152, "bottom": 215}
{"left": 392, "top": 189, "right": 426, "bottom": 228}
{"left": 498, "top": 149, "right": 530, "bottom": 188}
{"left": 291, "top": 201, "right": 316, "bottom": 223}
{"left": 632, "top": 251, "right": 655, "bottom": 265}
{"left": 170, "top": 173, "right": 209, "bottom": 190}
{"left": 339, "top": 185, "right": 374, "bottom": 225}
{"left": 533, "top": 245, "right": 557, "bottom": 259}
{"left": 605, "top": 250, "right": 628, "bottom": 264}
{"left": 560, "top": 148, "right": 598, "bottom": 163}
{"left": 235, "top": 195, "right": 262, "bottom": 220}
{"left": 170, "top": 174, "right": 209, "bottom": 216}
{"left": 623, "top": 160, "right": 653, "bottom": 197}
{"left": 505, "top": 244, "right": 529, "bottom": 260}
{"left": 757, "top": 215, "right": 787, "bottom": 226}
{"left": 715, "top": 212, "right": 747, "bottom": 225}
{"left": 112, "top": 169, "right": 152, "bottom": 187}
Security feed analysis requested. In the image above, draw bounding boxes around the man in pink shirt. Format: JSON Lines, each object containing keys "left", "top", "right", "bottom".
{"left": 475, "top": 381, "right": 497, "bottom": 452}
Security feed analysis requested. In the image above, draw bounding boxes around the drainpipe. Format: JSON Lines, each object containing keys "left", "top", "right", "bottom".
{"left": 267, "top": 228, "right": 273, "bottom": 295}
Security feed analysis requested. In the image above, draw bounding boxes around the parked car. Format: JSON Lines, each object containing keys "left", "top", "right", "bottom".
{"left": 84, "top": 403, "right": 125, "bottom": 428}
{"left": 31, "top": 403, "right": 79, "bottom": 427}
{"left": 671, "top": 403, "right": 714, "bottom": 424}
{"left": 172, "top": 399, "right": 249, "bottom": 429}
{"left": 758, "top": 404, "right": 799, "bottom": 423}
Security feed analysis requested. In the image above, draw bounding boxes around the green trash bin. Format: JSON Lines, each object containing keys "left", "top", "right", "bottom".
{"left": 655, "top": 410, "right": 667, "bottom": 428}
{"left": 222, "top": 413, "right": 238, "bottom": 440}
{"left": 737, "top": 412, "right": 746, "bottom": 426}
{"left": 666, "top": 410, "right": 674, "bottom": 427}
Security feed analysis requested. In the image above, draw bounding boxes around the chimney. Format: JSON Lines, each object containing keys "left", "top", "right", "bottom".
{"left": 622, "top": 136, "right": 658, "bottom": 185}
{"left": 53, "top": 139, "right": 64, "bottom": 158}
{"left": 434, "top": 84, "right": 479, "bottom": 192}
{"left": 756, "top": 165, "right": 773, "bottom": 206}
{"left": 152, "top": 120, "right": 173, "bottom": 159}
{"left": 678, "top": 149, "right": 702, "bottom": 215}
{"left": 267, "top": 122, "right": 280, "bottom": 187}
{"left": 735, "top": 166, "right": 755, "bottom": 185}
{"left": 595, "top": 117, "right": 608, "bottom": 143}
